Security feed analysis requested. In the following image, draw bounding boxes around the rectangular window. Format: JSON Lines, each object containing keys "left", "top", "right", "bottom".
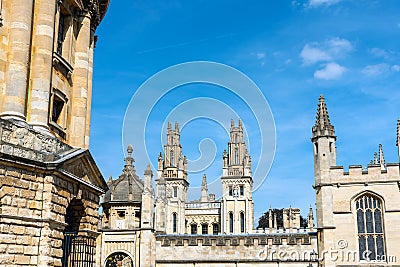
{"left": 229, "top": 186, "right": 233, "bottom": 196}
{"left": 240, "top": 185, "right": 244, "bottom": 196}
{"left": 202, "top": 224, "right": 208, "bottom": 235}
{"left": 191, "top": 224, "right": 197, "bottom": 234}
{"left": 213, "top": 224, "right": 219, "bottom": 235}
{"left": 57, "top": 11, "right": 66, "bottom": 55}
{"left": 173, "top": 186, "right": 177, "bottom": 198}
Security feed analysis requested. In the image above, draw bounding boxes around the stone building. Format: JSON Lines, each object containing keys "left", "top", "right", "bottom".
{"left": 99, "top": 120, "right": 317, "bottom": 267}
{"left": 99, "top": 96, "right": 399, "bottom": 267}
{"left": 0, "top": 1, "right": 109, "bottom": 266}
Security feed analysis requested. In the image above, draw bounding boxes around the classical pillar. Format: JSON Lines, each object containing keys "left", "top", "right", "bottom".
{"left": 70, "top": 12, "right": 91, "bottom": 148}
{"left": 84, "top": 29, "right": 95, "bottom": 148}
{"left": 28, "top": 0, "right": 57, "bottom": 131}
{"left": 0, "top": 0, "right": 34, "bottom": 120}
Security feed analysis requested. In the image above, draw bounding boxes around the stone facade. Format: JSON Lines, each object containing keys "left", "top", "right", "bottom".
{"left": 0, "top": 1, "right": 109, "bottom": 266}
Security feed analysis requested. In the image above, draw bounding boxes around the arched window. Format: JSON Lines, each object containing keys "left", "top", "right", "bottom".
{"left": 229, "top": 212, "right": 234, "bottom": 233}
{"left": 234, "top": 149, "right": 239, "bottom": 165}
{"left": 172, "top": 213, "right": 177, "bottom": 233}
{"left": 170, "top": 150, "right": 174, "bottom": 166}
{"left": 105, "top": 252, "right": 133, "bottom": 267}
{"left": 356, "top": 194, "right": 385, "bottom": 261}
{"left": 240, "top": 212, "right": 245, "bottom": 233}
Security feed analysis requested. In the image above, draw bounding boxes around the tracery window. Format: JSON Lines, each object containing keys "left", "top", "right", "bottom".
{"left": 356, "top": 194, "right": 385, "bottom": 261}
{"left": 234, "top": 149, "right": 239, "bottom": 165}
{"left": 212, "top": 223, "right": 219, "bottom": 235}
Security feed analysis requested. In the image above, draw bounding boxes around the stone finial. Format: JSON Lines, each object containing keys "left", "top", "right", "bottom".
{"left": 107, "top": 175, "right": 113, "bottom": 185}
{"left": 125, "top": 144, "right": 135, "bottom": 166}
{"left": 144, "top": 163, "right": 152, "bottom": 176}
{"left": 238, "top": 119, "right": 242, "bottom": 128}
{"left": 144, "top": 163, "right": 154, "bottom": 193}
{"left": 312, "top": 95, "right": 335, "bottom": 138}
{"left": 175, "top": 121, "right": 179, "bottom": 132}
{"left": 373, "top": 152, "right": 379, "bottom": 164}
{"left": 167, "top": 122, "right": 171, "bottom": 131}
{"left": 231, "top": 119, "right": 234, "bottom": 128}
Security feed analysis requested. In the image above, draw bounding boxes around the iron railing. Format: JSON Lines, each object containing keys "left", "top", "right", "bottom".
{"left": 62, "top": 232, "right": 96, "bottom": 267}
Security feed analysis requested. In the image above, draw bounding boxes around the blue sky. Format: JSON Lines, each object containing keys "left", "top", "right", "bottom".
{"left": 91, "top": 0, "right": 400, "bottom": 222}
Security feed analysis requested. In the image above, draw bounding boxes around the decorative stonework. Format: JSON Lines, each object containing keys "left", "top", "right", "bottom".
{"left": 0, "top": 119, "right": 71, "bottom": 162}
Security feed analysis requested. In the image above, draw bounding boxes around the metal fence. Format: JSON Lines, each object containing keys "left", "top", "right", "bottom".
{"left": 62, "top": 232, "right": 96, "bottom": 267}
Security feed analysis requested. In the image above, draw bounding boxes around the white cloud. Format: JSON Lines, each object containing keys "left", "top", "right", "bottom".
{"left": 314, "top": 62, "right": 346, "bottom": 80}
{"left": 300, "top": 37, "right": 353, "bottom": 65}
{"left": 327, "top": 37, "right": 353, "bottom": 54}
{"left": 361, "top": 63, "right": 390, "bottom": 76}
{"left": 300, "top": 44, "right": 331, "bottom": 65}
{"left": 308, "top": 0, "right": 341, "bottom": 7}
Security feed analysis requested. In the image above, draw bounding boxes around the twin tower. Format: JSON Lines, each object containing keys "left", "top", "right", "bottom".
{"left": 155, "top": 120, "right": 254, "bottom": 235}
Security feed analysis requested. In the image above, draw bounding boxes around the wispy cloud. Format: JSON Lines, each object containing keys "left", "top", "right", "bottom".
{"left": 362, "top": 63, "right": 390, "bottom": 76}
{"left": 369, "top": 48, "right": 391, "bottom": 60}
{"left": 256, "top": 52, "right": 266, "bottom": 59}
{"left": 314, "top": 62, "right": 346, "bottom": 80}
{"left": 300, "top": 37, "right": 353, "bottom": 65}
{"left": 308, "top": 0, "right": 341, "bottom": 7}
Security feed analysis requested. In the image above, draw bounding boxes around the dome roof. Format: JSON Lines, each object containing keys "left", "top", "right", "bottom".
{"left": 103, "top": 145, "right": 143, "bottom": 203}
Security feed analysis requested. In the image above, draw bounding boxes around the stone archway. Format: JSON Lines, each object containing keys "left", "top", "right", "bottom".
{"left": 105, "top": 252, "right": 134, "bottom": 267}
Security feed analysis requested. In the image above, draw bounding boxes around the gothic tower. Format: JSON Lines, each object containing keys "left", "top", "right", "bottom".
{"left": 221, "top": 119, "right": 254, "bottom": 234}
{"left": 312, "top": 95, "right": 336, "bottom": 228}
{"left": 155, "top": 122, "right": 188, "bottom": 234}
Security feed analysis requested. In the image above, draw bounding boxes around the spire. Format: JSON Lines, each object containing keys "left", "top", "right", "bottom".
{"left": 312, "top": 95, "right": 335, "bottom": 139}
{"left": 378, "top": 144, "right": 386, "bottom": 170}
{"left": 308, "top": 206, "right": 314, "bottom": 229}
{"left": 200, "top": 174, "right": 208, "bottom": 202}
{"left": 175, "top": 121, "right": 179, "bottom": 132}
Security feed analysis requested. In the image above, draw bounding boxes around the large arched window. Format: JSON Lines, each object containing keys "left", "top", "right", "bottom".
{"left": 172, "top": 213, "right": 177, "bottom": 233}
{"left": 355, "top": 194, "right": 385, "bottom": 261}
{"left": 240, "top": 212, "right": 245, "bottom": 233}
{"left": 229, "top": 212, "right": 234, "bottom": 233}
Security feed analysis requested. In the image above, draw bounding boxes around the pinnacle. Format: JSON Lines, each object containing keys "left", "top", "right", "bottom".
{"left": 312, "top": 95, "right": 335, "bottom": 138}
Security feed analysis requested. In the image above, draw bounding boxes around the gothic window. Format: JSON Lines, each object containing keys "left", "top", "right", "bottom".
{"left": 240, "top": 212, "right": 245, "bottom": 233}
{"left": 190, "top": 223, "right": 197, "bottom": 234}
{"left": 170, "top": 150, "right": 174, "bottom": 166}
{"left": 239, "top": 185, "right": 244, "bottom": 196}
{"left": 356, "top": 194, "right": 385, "bottom": 261}
{"left": 234, "top": 149, "right": 239, "bottom": 165}
{"left": 202, "top": 224, "right": 208, "bottom": 234}
{"left": 213, "top": 223, "right": 219, "bottom": 235}
{"left": 173, "top": 186, "right": 177, "bottom": 198}
{"left": 229, "top": 186, "right": 233, "bottom": 196}
{"left": 172, "top": 213, "right": 177, "bottom": 233}
{"left": 229, "top": 212, "right": 234, "bottom": 233}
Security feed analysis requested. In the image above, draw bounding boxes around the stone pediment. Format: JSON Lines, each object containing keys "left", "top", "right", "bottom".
{"left": 58, "top": 149, "right": 108, "bottom": 193}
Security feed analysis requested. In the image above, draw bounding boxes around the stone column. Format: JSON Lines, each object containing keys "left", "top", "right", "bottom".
{"left": 0, "top": 0, "right": 34, "bottom": 120}
{"left": 70, "top": 13, "right": 91, "bottom": 148}
{"left": 28, "top": 0, "right": 57, "bottom": 131}
{"left": 84, "top": 30, "right": 95, "bottom": 148}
